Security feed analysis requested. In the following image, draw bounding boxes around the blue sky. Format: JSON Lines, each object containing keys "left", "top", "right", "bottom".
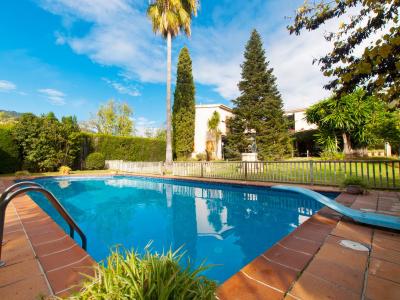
{"left": 0, "top": 0, "right": 335, "bottom": 133}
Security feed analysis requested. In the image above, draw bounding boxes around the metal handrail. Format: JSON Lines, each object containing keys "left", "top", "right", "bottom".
{"left": 0, "top": 181, "right": 42, "bottom": 202}
{"left": 0, "top": 184, "right": 87, "bottom": 267}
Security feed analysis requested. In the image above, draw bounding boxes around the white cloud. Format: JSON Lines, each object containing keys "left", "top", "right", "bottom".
{"left": 39, "top": 0, "right": 165, "bottom": 82}
{"left": 102, "top": 78, "right": 140, "bottom": 97}
{"left": 38, "top": 0, "right": 362, "bottom": 108}
{"left": 134, "top": 116, "right": 158, "bottom": 136}
{"left": 38, "top": 88, "right": 66, "bottom": 105}
{"left": 0, "top": 80, "right": 17, "bottom": 92}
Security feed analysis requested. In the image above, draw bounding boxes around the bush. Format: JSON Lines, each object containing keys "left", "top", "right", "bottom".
{"left": 195, "top": 153, "right": 207, "bottom": 161}
{"left": 85, "top": 152, "right": 105, "bottom": 170}
{"left": 15, "top": 170, "right": 30, "bottom": 177}
{"left": 59, "top": 166, "right": 72, "bottom": 175}
{"left": 320, "top": 151, "right": 345, "bottom": 160}
{"left": 341, "top": 176, "right": 368, "bottom": 188}
{"left": 68, "top": 246, "right": 216, "bottom": 300}
{"left": 0, "top": 125, "right": 20, "bottom": 174}
{"left": 86, "top": 134, "right": 165, "bottom": 162}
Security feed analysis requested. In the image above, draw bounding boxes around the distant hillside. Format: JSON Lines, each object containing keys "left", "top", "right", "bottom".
{"left": 0, "top": 110, "right": 23, "bottom": 124}
{"left": 0, "top": 110, "right": 23, "bottom": 118}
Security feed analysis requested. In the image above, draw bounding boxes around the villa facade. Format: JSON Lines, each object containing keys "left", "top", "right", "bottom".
{"left": 192, "top": 104, "right": 315, "bottom": 159}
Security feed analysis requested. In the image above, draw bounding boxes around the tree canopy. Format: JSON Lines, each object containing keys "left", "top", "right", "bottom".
{"left": 225, "top": 30, "right": 292, "bottom": 160}
{"left": 13, "top": 113, "right": 81, "bottom": 171}
{"left": 306, "top": 89, "right": 397, "bottom": 154}
{"left": 289, "top": 0, "right": 400, "bottom": 106}
{"left": 173, "top": 47, "right": 196, "bottom": 159}
{"left": 90, "top": 100, "right": 134, "bottom": 136}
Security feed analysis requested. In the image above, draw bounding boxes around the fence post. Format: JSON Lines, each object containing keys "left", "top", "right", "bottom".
{"left": 310, "top": 161, "right": 314, "bottom": 185}
{"left": 244, "top": 162, "right": 248, "bottom": 180}
{"left": 201, "top": 162, "right": 204, "bottom": 178}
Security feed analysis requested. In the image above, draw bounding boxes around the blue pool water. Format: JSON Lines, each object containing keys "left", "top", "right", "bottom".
{"left": 29, "top": 176, "right": 336, "bottom": 282}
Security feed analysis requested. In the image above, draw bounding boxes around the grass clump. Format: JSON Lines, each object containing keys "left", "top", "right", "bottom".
{"left": 67, "top": 246, "right": 217, "bottom": 300}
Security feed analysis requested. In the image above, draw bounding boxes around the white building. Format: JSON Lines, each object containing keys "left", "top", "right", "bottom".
{"left": 192, "top": 105, "right": 317, "bottom": 159}
{"left": 193, "top": 104, "right": 233, "bottom": 159}
{"left": 284, "top": 108, "right": 317, "bottom": 132}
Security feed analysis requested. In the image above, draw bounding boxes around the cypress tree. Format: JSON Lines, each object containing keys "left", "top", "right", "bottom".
{"left": 172, "top": 47, "right": 195, "bottom": 159}
{"left": 225, "top": 30, "right": 291, "bottom": 160}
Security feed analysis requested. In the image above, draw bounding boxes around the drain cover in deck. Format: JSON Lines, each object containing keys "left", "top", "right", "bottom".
{"left": 339, "top": 240, "right": 369, "bottom": 252}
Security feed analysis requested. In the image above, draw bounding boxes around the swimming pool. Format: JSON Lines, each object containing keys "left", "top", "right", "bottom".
{"left": 29, "top": 176, "right": 336, "bottom": 282}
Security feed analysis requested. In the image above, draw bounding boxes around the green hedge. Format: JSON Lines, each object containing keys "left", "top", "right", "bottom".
{"left": 0, "top": 125, "right": 20, "bottom": 174}
{"left": 85, "top": 152, "right": 105, "bottom": 170}
{"left": 86, "top": 134, "right": 165, "bottom": 162}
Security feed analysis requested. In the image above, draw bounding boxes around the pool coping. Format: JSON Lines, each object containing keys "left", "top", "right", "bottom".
{"left": 1, "top": 174, "right": 399, "bottom": 299}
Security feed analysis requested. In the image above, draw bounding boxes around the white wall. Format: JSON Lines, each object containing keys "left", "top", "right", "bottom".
{"left": 193, "top": 105, "right": 233, "bottom": 159}
{"left": 294, "top": 111, "right": 317, "bottom": 132}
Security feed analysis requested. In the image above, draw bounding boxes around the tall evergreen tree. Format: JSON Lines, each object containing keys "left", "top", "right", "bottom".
{"left": 173, "top": 47, "right": 196, "bottom": 159}
{"left": 225, "top": 30, "right": 291, "bottom": 160}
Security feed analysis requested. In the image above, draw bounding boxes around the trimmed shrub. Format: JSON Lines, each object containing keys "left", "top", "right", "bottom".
{"left": 341, "top": 176, "right": 368, "bottom": 188}
{"left": 15, "top": 170, "right": 30, "bottom": 177}
{"left": 59, "top": 166, "right": 72, "bottom": 175}
{"left": 0, "top": 125, "right": 20, "bottom": 174}
{"left": 85, "top": 152, "right": 105, "bottom": 170}
{"left": 86, "top": 134, "right": 165, "bottom": 162}
{"left": 69, "top": 246, "right": 216, "bottom": 299}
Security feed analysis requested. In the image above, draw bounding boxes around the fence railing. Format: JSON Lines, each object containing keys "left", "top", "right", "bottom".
{"left": 172, "top": 160, "right": 400, "bottom": 189}
{"left": 105, "top": 160, "right": 163, "bottom": 175}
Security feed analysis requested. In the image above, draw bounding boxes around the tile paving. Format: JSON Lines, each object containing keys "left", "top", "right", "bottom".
{"left": 0, "top": 176, "right": 399, "bottom": 299}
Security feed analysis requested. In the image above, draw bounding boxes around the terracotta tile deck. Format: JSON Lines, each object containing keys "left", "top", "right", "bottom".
{"left": 0, "top": 179, "right": 95, "bottom": 299}
{"left": 0, "top": 175, "right": 399, "bottom": 300}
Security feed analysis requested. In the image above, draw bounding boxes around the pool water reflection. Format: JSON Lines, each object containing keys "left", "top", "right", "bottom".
{"left": 29, "top": 176, "right": 334, "bottom": 282}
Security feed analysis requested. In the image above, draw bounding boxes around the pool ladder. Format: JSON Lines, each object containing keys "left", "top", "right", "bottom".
{"left": 0, "top": 181, "right": 87, "bottom": 267}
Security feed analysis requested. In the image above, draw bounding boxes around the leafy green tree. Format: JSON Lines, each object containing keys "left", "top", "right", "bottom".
{"left": 306, "top": 89, "right": 393, "bottom": 155}
{"left": 13, "top": 113, "right": 81, "bottom": 171}
{"left": 225, "top": 30, "right": 292, "bottom": 160}
{"left": 147, "top": 0, "right": 199, "bottom": 165}
{"left": 92, "top": 100, "right": 134, "bottom": 136}
{"left": 289, "top": 0, "right": 400, "bottom": 106}
{"left": 173, "top": 47, "right": 195, "bottom": 159}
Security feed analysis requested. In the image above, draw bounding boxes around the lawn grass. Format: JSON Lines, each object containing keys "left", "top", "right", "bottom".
{"left": 173, "top": 160, "right": 400, "bottom": 189}
{"left": 0, "top": 169, "right": 115, "bottom": 178}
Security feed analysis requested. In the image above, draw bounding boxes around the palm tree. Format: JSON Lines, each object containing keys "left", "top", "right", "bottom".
{"left": 147, "top": 0, "right": 199, "bottom": 166}
{"left": 207, "top": 111, "right": 221, "bottom": 160}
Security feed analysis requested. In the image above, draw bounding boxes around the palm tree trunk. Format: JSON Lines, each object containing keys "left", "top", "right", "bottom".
{"left": 342, "top": 132, "right": 352, "bottom": 156}
{"left": 165, "top": 32, "right": 173, "bottom": 166}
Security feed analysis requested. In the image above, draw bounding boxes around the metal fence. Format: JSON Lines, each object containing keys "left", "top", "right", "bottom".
{"left": 105, "top": 160, "right": 163, "bottom": 175}
{"left": 172, "top": 160, "right": 400, "bottom": 189}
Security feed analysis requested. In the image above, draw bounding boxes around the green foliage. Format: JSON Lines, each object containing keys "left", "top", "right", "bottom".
{"left": 85, "top": 152, "right": 105, "bottom": 170}
{"left": 13, "top": 113, "right": 81, "bottom": 172}
{"left": 14, "top": 170, "right": 31, "bottom": 177}
{"left": 206, "top": 111, "right": 221, "bottom": 160}
{"left": 67, "top": 246, "right": 216, "bottom": 300}
{"left": 225, "top": 30, "right": 292, "bottom": 160}
{"left": 173, "top": 47, "right": 196, "bottom": 159}
{"left": 373, "top": 109, "right": 400, "bottom": 149}
{"left": 306, "top": 89, "right": 395, "bottom": 154}
{"left": 195, "top": 153, "right": 207, "bottom": 161}
{"left": 289, "top": 1, "right": 400, "bottom": 106}
{"left": 91, "top": 100, "right": 134, "bottom": 136}
{"left": 0, "top": 124, "right": 20, "bottom": 174}
{"left": 87, "top": 134, "right": 166, "bottom": 162}
{"left": 341, "top": 176, "right": 368, "bottom": 189}
{"left": 319, "top": 151, "right": 345, "bottom": 161}
{"left": 147, "top": 0, "right": 199, "bottom": 39}
{"left": 59, "top": 166, "right": 72, "bottom": 175}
